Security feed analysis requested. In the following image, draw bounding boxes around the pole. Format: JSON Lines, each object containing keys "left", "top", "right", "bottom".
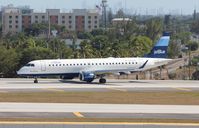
{"left": 47, "top": 11, "right": 50, "bottom": 48}
{"left": 104, "top": 5, "right": 107, "bottom": 29}
{"left": 184, "top": 58, "right": 186, "bottom": 80}
{"left": 102, "top": 0, "right": 107, "bottom": 29}
{"left": 189, "top": 46, "right": 191, "bottom": 80}
{"left": 160, "top": 66, "right": 162, "bottom": 80}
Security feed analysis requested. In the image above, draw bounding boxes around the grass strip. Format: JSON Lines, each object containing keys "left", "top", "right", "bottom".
{"left": 0, "top": 91, "right": 199, "bottom": 105}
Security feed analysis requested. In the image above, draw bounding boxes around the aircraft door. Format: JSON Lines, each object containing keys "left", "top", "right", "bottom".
{"left": 40, "top": 61, "right": 46, "bottom": 71}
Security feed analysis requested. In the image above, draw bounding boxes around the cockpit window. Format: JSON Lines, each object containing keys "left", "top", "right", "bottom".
{"left": 25, "top": 63, "right": 35, "bottom": 67}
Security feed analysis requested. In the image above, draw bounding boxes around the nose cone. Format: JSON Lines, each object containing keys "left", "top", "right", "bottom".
{"left": 17, "top": 67, "right": 26, "bottom": 76}
{"left": 17, "top": 68, "right": 22, "bottom": 75}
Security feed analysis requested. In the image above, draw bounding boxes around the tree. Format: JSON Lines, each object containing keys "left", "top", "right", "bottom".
{"left": 77, "top": 31, "right": 93, "bottom": 39}
{"left": 128, "top": 36, "right": 153, "bottom": 57}
{"left": 91, "top": 29, "right": 105, "bottom": 36}
{"left": 175, "top": 32, "right": 191, "bottom": 45}
{"left": 3, "top": 32, "right": 27, "bottom": 49}
{"left": 19, "top": 47, "right": 58, "bottom": 66}
{"left": 80, "top": 40, "right": 94, "bottom": 58}
{"left": 0, "top": 46, "right": 19, "bottom": 77}
{"left": 191, "top": 56, "right": 199, "bottom": 66}
{"left": 124, "top": 20, "right": 140, "bottom": 38}
{"left": 115, "top": 9, "right": 125, "bottom": 18}
{"left": 92, "top": 35, "right": 109, "bottom": 57}
{"left": 111, "top": 40, "right": 130, "bottom": 57}
{"left": 146, "top": 18, "right": 163, "bottom": 41}
{"left": 107, "top": 8, "right": 113, "bottom": 25}
{"left": 187, "top": 41, "right": 199, "bottom": 51}
{"left": 191, "top": 20, "right": 199, "bottom": 34}
{"left": 61, "top": 47, "right": 73, "bottom": 59}
{"left": 25, "top": 23, "right": 48, "bottom": 36}
{"left": 192, "top": 71, "right": 199, "bottom": 80}
{"left": 168, "top": 39, "right": 181, "bottom": 58}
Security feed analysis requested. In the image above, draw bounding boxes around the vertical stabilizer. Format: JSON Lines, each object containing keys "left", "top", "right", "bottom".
{"left": 145, "top": 32, "right": 170, "bottom": 58}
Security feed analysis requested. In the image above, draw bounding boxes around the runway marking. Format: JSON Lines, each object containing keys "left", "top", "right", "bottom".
{"left": 73, "top": 112, "right": 84, "bottom": 118}
{"left": 44, "top": 88, "right": 65, "bottom": 92}
{"left": 172, "top": 87, "right": 191, "bottom": 91}
{"left": 107, "top": 87, "right": 127, "bottom": 92}
{"left": 0, "top": 122, "right": 199, "bottom": 126}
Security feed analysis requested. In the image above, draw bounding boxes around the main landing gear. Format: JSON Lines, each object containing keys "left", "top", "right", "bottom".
{"left": 99, "top": 78, "right": 106, "bottom": 84}
{"left": 98, "top": 75, "right": 106, "bottom": 84}
{"left": 34, "top": 78, "right": 38, "bottom": 83}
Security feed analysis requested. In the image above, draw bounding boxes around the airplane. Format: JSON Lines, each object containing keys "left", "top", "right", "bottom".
{"left": 17, "top": 32, "right": 171, "bottom": 84}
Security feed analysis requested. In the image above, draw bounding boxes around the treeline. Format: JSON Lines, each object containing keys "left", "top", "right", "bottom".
{"left": 0, "top": 17, "right": 198, "bottom": 77}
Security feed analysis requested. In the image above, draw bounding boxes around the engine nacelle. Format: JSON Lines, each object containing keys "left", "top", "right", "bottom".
{"left": 124, "top": 71, "right": 131, "bottom": 75}
{"left": 113, "top": 72, "right": 121, "bottom": 76}
{"left": 79, "top": 72, "right": 95, "bottom": 82}
{"left": 60, "top": 73, "right": 79, "bottom": 80}
{"left": 119, "top": 71, "right": 131, "bottom": 75}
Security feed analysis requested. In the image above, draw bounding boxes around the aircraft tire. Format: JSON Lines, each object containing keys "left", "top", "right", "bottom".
{"left": 34, "top": 79, "right": 38, "bottom": 83}
{"left": 99, "top": 78, "right": 106, "bottom": 84}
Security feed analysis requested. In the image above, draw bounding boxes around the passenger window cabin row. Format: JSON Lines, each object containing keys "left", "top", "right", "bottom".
{"left": 48, "top": 62, "right": 138, "bottom": 67}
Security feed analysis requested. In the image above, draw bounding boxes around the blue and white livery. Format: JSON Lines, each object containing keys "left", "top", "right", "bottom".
{"left": 17, "top": 33, "right": 171, "bottom": 83}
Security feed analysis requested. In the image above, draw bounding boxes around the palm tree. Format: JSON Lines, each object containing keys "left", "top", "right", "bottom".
{"left": 146, "top": 18, "right": 163, "bottom": 41}
{"left": 80, "top": 40, "right": 94, "bottom": 58}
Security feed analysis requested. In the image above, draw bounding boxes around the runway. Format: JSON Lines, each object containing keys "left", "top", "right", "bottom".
{"left": 0, "top": 78, "right": 199, "bottom": 124}
{"left": 1, "top": 112, "right": 199, "bottom": 120}
{"left": 0, "top": 103, "right": 199, "bottom": 120}
{"left": 0, "top": 78, "right": 199, "bottom": 92}
{"left": 1, "top": 103, "right": 199, "bottom": 114}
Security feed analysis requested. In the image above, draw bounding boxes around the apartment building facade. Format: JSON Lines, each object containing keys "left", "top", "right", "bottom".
{"left": 2, "top": 6, "right": 22, "bottom": 34}
{"left": 2, "top": 6, "right": 99, "bottom": 35}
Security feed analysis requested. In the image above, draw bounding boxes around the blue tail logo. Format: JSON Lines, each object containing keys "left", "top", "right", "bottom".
{"left": 145, "top": 32, "right": 170, "bottom": 58}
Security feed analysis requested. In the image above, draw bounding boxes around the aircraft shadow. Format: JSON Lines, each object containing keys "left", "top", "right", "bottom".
{"left": 59, "top": 80, "right": 150, "bottom": 86}
{"left": 6, "top": 79, "right": 151, "bottom": 86}
{"left": 59, "top": 80, "right": 114, "bottom": 85}
{"left": 128, "top": 81, "right": 151, "bottom": 84}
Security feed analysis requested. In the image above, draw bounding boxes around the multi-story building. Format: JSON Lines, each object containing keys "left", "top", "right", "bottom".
{"left": 2, "top": 5, "right": 99, "bottom": 35}
{"left": 2, "top": 6, "right": 22, "bottom": 34}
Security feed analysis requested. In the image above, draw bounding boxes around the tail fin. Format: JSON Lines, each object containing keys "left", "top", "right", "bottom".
{"left": 145, "top": 32, "right": 170, "bottom": 58}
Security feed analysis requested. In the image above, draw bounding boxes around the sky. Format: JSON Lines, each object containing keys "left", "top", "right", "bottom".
{"left": 0, "top": 0, "right": 198, "bottom": 15}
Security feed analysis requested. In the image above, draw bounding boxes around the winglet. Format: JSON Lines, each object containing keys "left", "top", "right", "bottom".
{"left": 139, "top": 60, "right": 148, "bottom": 69}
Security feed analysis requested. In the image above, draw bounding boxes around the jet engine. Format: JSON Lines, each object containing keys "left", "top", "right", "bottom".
{"left": 60, "top": 74, "right": 79, "bottom": 80}
{"left": 79, "top": 71, "right": 95, "bottom": 83}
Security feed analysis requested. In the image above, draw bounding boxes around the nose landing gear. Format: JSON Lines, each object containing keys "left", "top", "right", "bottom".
{"left": 34, "top": 78, "right": 38, "bottom": 83}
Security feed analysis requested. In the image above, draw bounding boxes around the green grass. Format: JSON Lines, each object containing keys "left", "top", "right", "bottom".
{"left": 1, "top": 91, "right": 199, "bottom": 105}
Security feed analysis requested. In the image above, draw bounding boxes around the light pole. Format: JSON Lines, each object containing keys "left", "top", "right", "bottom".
{"left": 47, "top": 11, "right": 51, "bottom": 49}
{"left": 188, "top": 45, "right": 191, "bottom": 80}
{"left": 102, "top": 0, "right": 108, "bottom": 29}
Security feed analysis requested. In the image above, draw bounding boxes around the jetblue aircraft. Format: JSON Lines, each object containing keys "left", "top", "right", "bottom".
{"left": 17, "top": 33, "right": 171, "bottom": 83}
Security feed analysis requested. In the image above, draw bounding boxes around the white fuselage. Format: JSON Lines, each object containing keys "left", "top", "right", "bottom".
{"left": 17, "top": 57, "right": 171, "bottom": 76}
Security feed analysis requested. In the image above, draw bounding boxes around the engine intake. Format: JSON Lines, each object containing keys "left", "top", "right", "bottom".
{"left": 79, "top": 71, "right": 95, "bottom": 83}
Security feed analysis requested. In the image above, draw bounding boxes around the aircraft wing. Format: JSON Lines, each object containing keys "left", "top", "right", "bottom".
{"left": 81, "top": 60, "right": 149, "bottom": 75}
{"left": 140, "top": 59, "right": 172, "bottom": 71}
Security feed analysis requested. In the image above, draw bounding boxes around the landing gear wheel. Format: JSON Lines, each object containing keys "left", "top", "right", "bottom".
{"left": 34, "top": 78, "right": 38, "bottom": 83}
{"left": 99, "top": 78, "right": 106, "bottom": 84}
